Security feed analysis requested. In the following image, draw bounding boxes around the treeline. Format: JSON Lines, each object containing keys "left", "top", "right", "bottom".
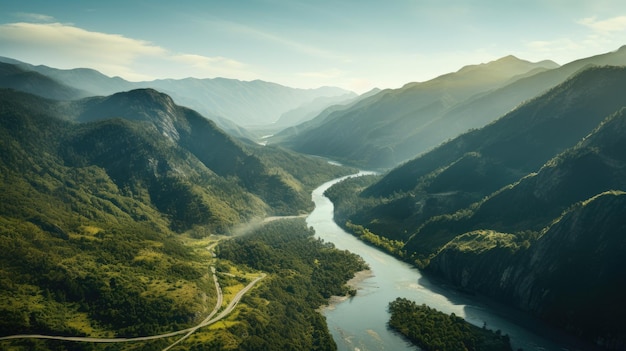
{"left": 388, "top": 298, "right": 513, "bottom": 351}
{"left": 206, "top": 218, "right": 368, "bottom": 351}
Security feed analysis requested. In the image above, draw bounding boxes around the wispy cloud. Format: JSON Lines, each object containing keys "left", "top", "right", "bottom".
{"left": 579, "top": 15, "right": 626, "bottom": 34}
{"left": 206, "top": 18, "right": 347, "bottom": 61}
{"left": 13, "top": 12, "right": 56, "bottom": 23}
{"left": 0, "top": 22, "right": 256, "bottom": 81}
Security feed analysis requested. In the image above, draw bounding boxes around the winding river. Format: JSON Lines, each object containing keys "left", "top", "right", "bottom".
{"left": 306, "top": 173, "right": 588, "bottom": 351}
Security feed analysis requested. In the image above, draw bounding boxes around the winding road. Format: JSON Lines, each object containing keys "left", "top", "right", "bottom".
{"left": 0, "top": 242, "right": 265, "bottom": 349}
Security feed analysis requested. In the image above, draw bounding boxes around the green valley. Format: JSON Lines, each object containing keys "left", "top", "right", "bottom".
{"left": 0, "top": 86, "right": 360, "bottom": 350}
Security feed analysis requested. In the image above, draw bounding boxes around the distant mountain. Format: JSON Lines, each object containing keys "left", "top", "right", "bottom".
{"left": 392, "top": 45, "right": 626, "bottom": 163}
{"left": 270, "top": 87, "right": 382, "bottom": 144}
{"left": 142, "top": 78, "right": 355, "bottom": 128}
{"left": 0, "top": 62, "right": 88, "bottom": 100}
{"left": 326, "top": 66, "right": 626, "bottom": 347}
{"left": 281, "top": 55, "right": 559, "bottom": 168}
{"left": 272, "top": 92, "right": 358, "bottom": 129}
{"left": 0, "top": 57, "right": 135, "bottom": 97}
{"left": 0, "top": 56, "right": 354, "bottom": 133}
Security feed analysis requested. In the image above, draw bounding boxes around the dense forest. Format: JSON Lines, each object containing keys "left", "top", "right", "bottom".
{"left": 388, "top": 298, "right": 513, "bottom": 351}
{"left": 326, "top": 66, "right": 626, "bottom": 347}
{"left": 0, "top": 87, "right": 361, "bottom": 350}
{"left": 195, "top": 218, "right": 368, "bottom": 351}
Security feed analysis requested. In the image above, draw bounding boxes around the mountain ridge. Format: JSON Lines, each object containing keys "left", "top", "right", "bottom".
{"left": 325, "top": 65, "right": 626, "bottom": 347}
{"left": 281, "top": 54, "right": 561, "bottom": 168}
{"left": 280, "top": 46, "right": 626, "bottom": 168}
{"left": 0, "top": 56, "right": 355, "bottom": 135}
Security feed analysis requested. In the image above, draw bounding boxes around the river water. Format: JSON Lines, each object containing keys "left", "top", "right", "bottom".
{"left": 306, "top": 173, "right": 588, "bottom": 351}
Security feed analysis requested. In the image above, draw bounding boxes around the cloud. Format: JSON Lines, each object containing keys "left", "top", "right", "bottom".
{"left": 0, "top": 22, "right": 256, "bottom": 81}
{"left": 13, "top": 12, "right": 56, "bottom": 23}
{"left": 173, "top": 54, "right": 246, "bottom": 69}
{"left": 206, "top": 18, "right": 347, "bottom": 61}
{"left": 579, "top": 15, "right": 626, "bottom": 33}
{"left": 0, "top": 22, "right": 166, "bottom": 79}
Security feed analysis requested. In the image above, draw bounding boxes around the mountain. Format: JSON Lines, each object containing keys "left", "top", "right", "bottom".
{"left": 282, "top": 46, "right": 626, "bottom": 169}
{"left": 337, "top": 66, "right": 626, "bottom": 249}
{"left": 1, "top": 87, "right": 354, "bottom": 234}
{"left": 272, "top": 92, "right": 358, "bottom": 129}
{"left": 326, "top": 66, "right": 626, "bottom": 347}
{"left": 138, "top": 78, "right": 353, "bottom": 128}
{"left": 270, "top": 87, "right": 382, "bottom": 144}
{"left": 0, "top": 62, "right": 88, "bottom": 100}
{"left": 0, "top": 87, "right": 355, "bottom": 338}
{"left": 0, "top": 56, "right": 354, "bottom": 133}
{"left": 281, "top": 55, "right": 559, "bottom": 168}
{"left": 0, "top": 57, "right": 135, "bottom": 97}
{"left": 391, "top": 45, "right": 626, "bottom": 163}
{"left": 428, "top": 108, "right": 626, "bottom": 347}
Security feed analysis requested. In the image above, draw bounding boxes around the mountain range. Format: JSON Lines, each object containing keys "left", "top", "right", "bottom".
{"left": 0, "top": 85, "right": 354, "bottom": 338}
{"left": 325, "top": 64, "right": 626, "bottom": 347}
{"left": 2, "top": 44, "right": 626, "bottom": 350}
{"left": 279, "top": 45, "right": 626, "bottom": 169}
{"left": 0, "top": 56, "right": 355, "bottom": 135}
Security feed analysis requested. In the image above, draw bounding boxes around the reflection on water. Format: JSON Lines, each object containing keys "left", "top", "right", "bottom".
{"left": 307, "top": 174, "right": 591, "bottom": 351}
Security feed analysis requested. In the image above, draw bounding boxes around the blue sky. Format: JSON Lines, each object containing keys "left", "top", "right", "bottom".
{"left": 1, "top": 0, "right": 625, "bottom": 93}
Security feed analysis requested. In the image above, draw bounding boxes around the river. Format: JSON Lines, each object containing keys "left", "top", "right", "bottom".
{"left": 306, "top": 172, "right": 589, "bottom": 351}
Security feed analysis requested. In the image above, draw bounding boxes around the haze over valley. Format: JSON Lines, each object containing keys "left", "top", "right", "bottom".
{"left": 2, "top": 1, "right": 626, "bottom": 350}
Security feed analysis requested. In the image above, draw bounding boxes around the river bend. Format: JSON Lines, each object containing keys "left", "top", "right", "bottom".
{"left": 307, "top": 173, "right": 584, "bottom": 351}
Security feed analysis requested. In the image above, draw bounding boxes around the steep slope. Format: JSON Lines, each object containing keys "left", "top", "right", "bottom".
{"left": 393, "top": 45, "right": 626, "bottom": 160}
{"left": 0, "top": 89, "right": 213, "bottom": 337}
{"left": 413, "top": 104, "right": 626, "bottom": 256}
{"left": 0, "top": 87, "right": 355, "bottom": 340}
{"left": 285, "top": 46, "right": 626, "bottom": 169}
{"left": 283, "top": 55, "right": 559, "bottom": 168}
{"left": 338, "top": 66, "right": 626, "bottom": 253}
{"left": 68, "top": 88, "right": 354, "bottom": 218}
{"left": 429, "top": 190, "right": 626, "bottom": 348}
{"left": 325, "top": 70, "right": 626, "bottom": 348}
{"left": 0, "top": 88, "right": 356, "bottom": 344}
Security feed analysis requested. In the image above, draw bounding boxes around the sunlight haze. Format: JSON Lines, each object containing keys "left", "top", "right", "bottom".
{"left": 1, "top": 0, "right": 625, "bottom": 93}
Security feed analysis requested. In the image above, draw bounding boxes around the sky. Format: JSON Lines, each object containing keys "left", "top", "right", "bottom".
{"left": 1, "top": 1, "right": 625, "bottom": 93}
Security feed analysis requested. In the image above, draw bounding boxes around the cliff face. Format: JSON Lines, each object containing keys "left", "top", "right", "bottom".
{"left": 429, "top": 192, "right": 626, "bottom": 348}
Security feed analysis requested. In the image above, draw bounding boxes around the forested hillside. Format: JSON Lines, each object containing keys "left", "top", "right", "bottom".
{"left": 0, "top": 87, "right": 355, "bottom": 347}
{"left": 281, "top": 46, "right": 626, "bottom": 169}
{"left": 281, "top": 55, "right": 559, "bottom": 168}
{"left": 326, "top": 66, "right": 626, "bottom": 347}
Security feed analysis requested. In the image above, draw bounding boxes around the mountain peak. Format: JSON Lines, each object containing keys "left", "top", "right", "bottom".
{"left": 109, "top": 88, "right": 177, "bottom": 113}
{"left": 78, "top": 88, "right": 182, "bottom": 142}
{"left": 495, "top": 54, "right": 523, "bottom": 63}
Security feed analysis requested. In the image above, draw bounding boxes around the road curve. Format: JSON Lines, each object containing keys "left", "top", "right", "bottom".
{"left": 0, "top": 273, "right": 264, "bottom": 345}
{"left": 161, "top": 266, "right": 224, "bottom": 351}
